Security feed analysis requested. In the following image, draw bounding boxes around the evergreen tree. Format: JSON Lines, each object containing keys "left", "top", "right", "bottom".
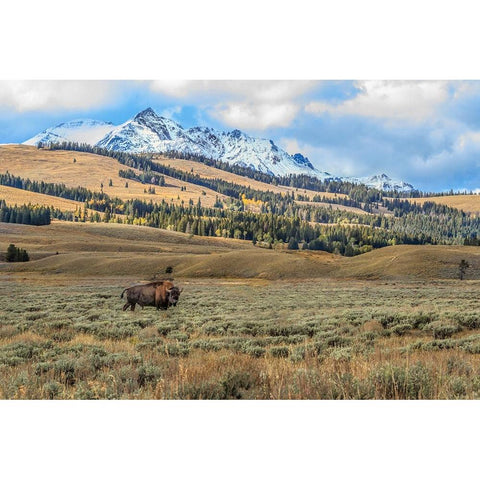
{"left": 287, "top": 237, "right": 299, "bottom": 250}
{"left": 459, "top": 259, "right": 470, "bottom": 280}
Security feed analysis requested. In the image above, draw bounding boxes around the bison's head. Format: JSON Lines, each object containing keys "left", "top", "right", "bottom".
{"left": 167, "top": 286, "right": 183, "bottom": 307}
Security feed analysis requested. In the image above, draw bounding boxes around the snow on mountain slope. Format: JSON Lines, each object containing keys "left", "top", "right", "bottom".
{"left": 96, "top": 108, "right": 327, "bottom": 178}
{"left": 96, "top": 108, "right": 189, "bottom": 152}
{"left": 24, "top": 119, "right": 114, "bottom": 146}
{"left": 22, "top": 108, "right": 414, "bottom": 191}
{"left": 355, "top": 173, "right": 415, "bottom": 192}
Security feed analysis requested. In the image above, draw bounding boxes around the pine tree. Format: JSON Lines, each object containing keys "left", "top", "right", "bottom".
{"left": 459, "top": 259, "right": 470, "bottom": 280}
{"left": 6, "top": 244, "right": 16, "bottom": 262}
{"left": 287, "top": 237, "right": 299, "bottom": 250}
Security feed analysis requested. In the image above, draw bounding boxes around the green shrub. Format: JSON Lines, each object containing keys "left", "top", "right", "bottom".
{"left": 178, "top": 381, "right": 225, "bottom": 400}
{"left": 290, "top": 346, "right": 306, "bottom": 363}
{"left": 409, "top": 313, "right": 436, "bottom": 329}
{"left": 457, "top": 314, "right": 480, "bottom": 330}
{"left": 189, "top": 340, "right": 222, "bottom": 352}
{"left": 425, "top": 321, "right": 461, "bottom": 339}
{"left": 137, "top": 364, "right": 163, "bottom": 388}
{"left": 44, "top": 381, "right": 62, "bottom": 400}
{"left": 390, "top": 324, "right": 413, "bottom": 336}
{"left": 330, "top": 347, "right": 353, "bottom": 361}
{"left": 379, "top": 314, "right": 405, "bottom": 329}
{"left": 245, "top": 346, "right": 266, "bottom": 358}
{"left": 369, "top": 362, "right": 433, "bottom": 399}
{"left": 220, "top": 371, "right": 252, "bottom": 399}
{"left": 270, "top": 346, "right": 289, "bottom": 358}
{"left": 167, "top": 332, "right": 189, "bottom": 342}
{"left": 54, "top": 358, "right": 77, "bottom": 386}
{"left": 446, "top": 358, "right": 473, "bottom": 376}
{"left": 34, "top": 362, "right": 52, "bottom": 375}
{"left": 166, "top": 343, "right": 190, "bottom": 357}
{"left": 450, "top": 377, "right": 467, "bottom": 398}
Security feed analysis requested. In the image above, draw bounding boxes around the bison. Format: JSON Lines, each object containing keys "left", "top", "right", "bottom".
{"left": 120, "top": 281, "right": 183, "bottom": 311}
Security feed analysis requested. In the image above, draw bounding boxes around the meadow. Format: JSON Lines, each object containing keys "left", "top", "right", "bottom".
{"left": 1, "top": 275, "right": 480, "bottom": 399}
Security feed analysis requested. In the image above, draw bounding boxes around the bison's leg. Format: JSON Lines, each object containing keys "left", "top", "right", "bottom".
{"left": 123, "top": 302, "right": 131, "bottom": 311}
{"left": 155, "top": 287, "right": 163, "bottom": 310}
{"left": 130, "top": 303, "right": 136, "bottom": 311}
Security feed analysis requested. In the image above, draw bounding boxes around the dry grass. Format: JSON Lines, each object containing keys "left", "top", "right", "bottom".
{"left": 153, "top": 155, "right": 348, "bottom": 200}
{"left": 1, "top": 277, "right": 479, "bottom": 399}
{"left": 402, "top": 195, "right": 480, "bottom": 214}
{"left": 0, "top": 145, "right": 228, "bottom": 207}
{"left": 0, "top": 185, "right": 83, "bottom": 211}
{"left": 2, "top": 222, "right": 480, "bottom": 281}
{"left": 296, "top": 200, "right": 369, "bottom": 214}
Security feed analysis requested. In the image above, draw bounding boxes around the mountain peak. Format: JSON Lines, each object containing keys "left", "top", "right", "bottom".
{"left": 22, "top": 111, "right": 414, "bottom": 191}
{"left": 134, "top": 107, "right": 158, "bottom": 121}
{"left": 229, "top": 129, "right": 245, "bottom": 139}
{"left": 23, "top": 119, "right": 115, "bottom": 147}
{"left": 292, "top": 153, "right": 314, "bottom": 170}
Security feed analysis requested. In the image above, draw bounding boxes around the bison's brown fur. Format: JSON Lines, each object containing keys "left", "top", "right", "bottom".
{"left": 121, "top": 281, "right": 182, "bottom": 311}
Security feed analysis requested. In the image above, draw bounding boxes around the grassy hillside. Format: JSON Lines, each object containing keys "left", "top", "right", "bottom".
{"left": 0, "top": 145, "right": 228, "bottom": 207}
{"left": 404, "top": 195, "right": 480, "bottom": 214}
{"left": 2, "top": 221, "right": 479, "bottom": 281}
{"left": 153, "top": 154, "right": 348, "bottom": 200}
{"left": 0, "top": 185, "right": 82, "bottom": 212}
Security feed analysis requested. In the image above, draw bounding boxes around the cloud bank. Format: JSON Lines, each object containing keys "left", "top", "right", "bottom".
{"left": 0, "top": 80, "right": 120, "bottom": 112}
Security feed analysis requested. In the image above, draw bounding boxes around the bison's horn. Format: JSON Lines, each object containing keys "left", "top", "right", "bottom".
{"left": 179, "top": 288, "right": 183, "bottom": 293}
{"left": 166, "top": 288, "right": 172, "bottom": 293}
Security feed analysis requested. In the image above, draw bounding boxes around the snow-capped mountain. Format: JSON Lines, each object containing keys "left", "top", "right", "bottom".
{"left": 23, "top": 108, "right": 414, "bottom": 191}
{"left": 24, "top": 119, "right": 114, "bottom": 147}
{"left": 96, "top": 108, "right": 325, "bottom": 178}
{"left": 355, "top": 174, "right": 415, "bottom": 193}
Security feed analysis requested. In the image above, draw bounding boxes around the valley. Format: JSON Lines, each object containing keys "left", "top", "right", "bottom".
{"left": 1, "top": 220, "right": 480, "bottom": 399}
{"left": 1, "top": 116, "right": 479, "bottom": 400}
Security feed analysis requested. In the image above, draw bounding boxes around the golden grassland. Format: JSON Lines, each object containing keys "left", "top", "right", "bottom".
{"left": 0, "top": 185, "right": 82, "bottom": 212}
{"left": 153, "top": 155, "right": 348, "bottom": 200}
{"left": 2, "top": 221, "right": 480, "bottom": 280}
{"left": 295, "top": 199, "right": 369, "bottom": 214}
{"left": 1, "top": 277, "right": 480, "bottom": 399}
{"left": 0, "top": 145, "right": 228, "bottom": 207}
{"left": 0, "top": 145, "right": 366, "bottom": 216}
{"left": 402, "top": 194, "right": 480, "bottom": 215}
{"left": 0, "top": 221, "right": 479, "bottom": 399}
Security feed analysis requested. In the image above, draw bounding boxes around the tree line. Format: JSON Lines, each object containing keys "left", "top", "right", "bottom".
{"left": 0, "top": 200, "right": 51, "bottom": 225}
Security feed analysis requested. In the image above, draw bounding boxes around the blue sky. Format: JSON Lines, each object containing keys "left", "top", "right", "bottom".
{"left": 1, "top": 80, "right": 480, "bottom": 192}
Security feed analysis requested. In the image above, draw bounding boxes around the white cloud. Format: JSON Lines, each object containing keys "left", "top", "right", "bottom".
{"left": 278, "top": 137, "right": 358, "bottom": 176}
{"left": 149, "top": 80, "right": 320, "bottom": 130}
{"left": 149, "top": 80, "right": 318, "bottom": 101}
{"left": 306, "top": 80, "right": 450, "bottom": 121}
{"left": 0, "top": 80, "right": 119, "bottom": 112}
{"left": 160, "top": 105, "right": 182, "bottom": 120}
{"left": 210, "top": 102, "right": 299, "bottom": 130}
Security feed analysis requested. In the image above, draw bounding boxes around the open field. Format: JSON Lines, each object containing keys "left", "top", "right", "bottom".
{"left": 1, "top": 276, "right": 480, "bottom": 399}
{"left": 0, "top": 145, "right": 228, "bottom": 207}
{"left": 2, "top": 222, "right": 480, "bottom": 280}
{"left": 1, "top": 220, "right": 480, "bottom": 400}
{"left": 403, "top": 194, "right": 480, "bottom": 215}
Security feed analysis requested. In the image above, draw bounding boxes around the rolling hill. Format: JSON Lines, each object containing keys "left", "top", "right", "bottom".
{"left": 0, "top": 142, "right": 479, "bottom": 267}
{"left": 2, "top": 221, "right": 479, "bottom": 281}
{"left": 0, "top": 144, "right": 229, "bottom": 208}
{"left": 405, "top": 194, "right": 480, "bottom": 215}
{"left": 0, "top": 144, "right": 360, "bottom": 214}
